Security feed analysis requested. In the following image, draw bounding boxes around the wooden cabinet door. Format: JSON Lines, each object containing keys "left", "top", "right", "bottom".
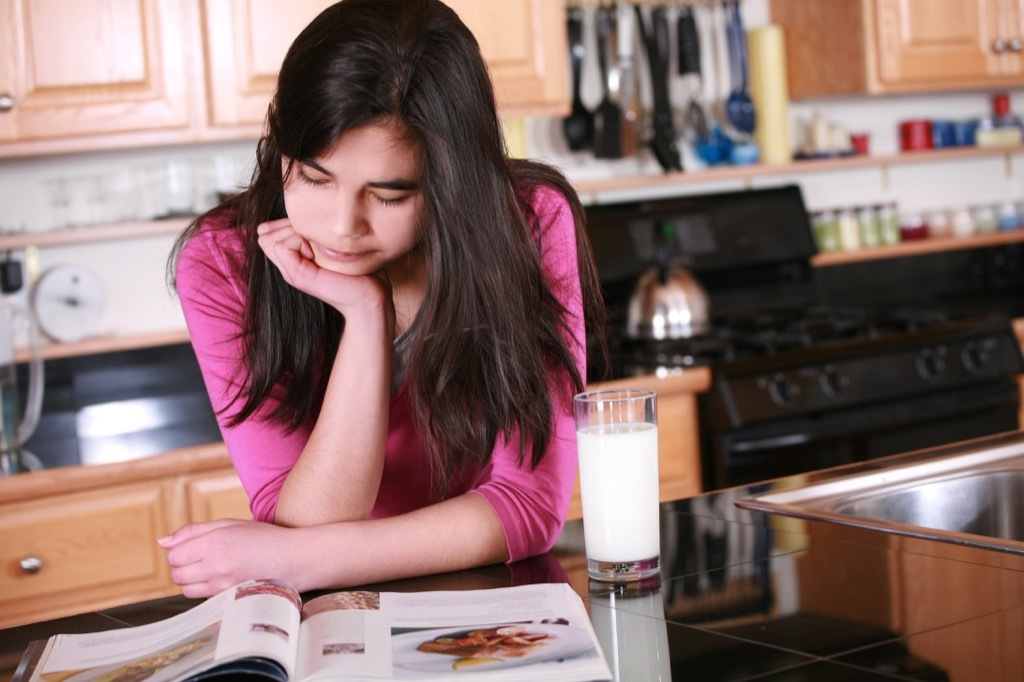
{"left": 201, "top": 0, "right": 569, "bottom": 129}
{"left": 0, "top": 0, "right": 189, "bottom": 143}
{"left": 873, "top": 0, "right": 1002, "bottom": 87}
{"left": 185, "top": 469, "right": 252, "bottom": 522}
{"left": 447, "top": 0, "right": 568, "bottom": 116}
{"left": 200, "top": 0, "right": 334, "bottom": 128}
{"left": 0, "top": 481, "right": 178, "bottom": 629}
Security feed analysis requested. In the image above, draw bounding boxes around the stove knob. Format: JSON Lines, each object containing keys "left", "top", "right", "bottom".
{"left": 819, "top": 365, "right": 849, "bottom": 397}
{"left": 916, "top": 347, "right": 946, "bottom": 381}
{"left": 768, "top": 373, "right": 800, "bottom": 407}
{"left": 961, "top": 340, "right": 990, "bottom": 373}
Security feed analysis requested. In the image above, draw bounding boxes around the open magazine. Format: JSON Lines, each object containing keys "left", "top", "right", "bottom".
{"left": 15, "top": 581, "right": 610, "bottom": 682}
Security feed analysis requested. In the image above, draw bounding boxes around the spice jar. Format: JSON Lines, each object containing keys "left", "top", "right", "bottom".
{"left": 972, "top": 204, "right": 999, "bottom": 234}
{"left": 811, "top": 210, "right": 841, "bottom": 252}
{"left": 837, "top": 208, "right": 861, "bottom": 251}
{"left": 899, "top": 212, "right": 929, "bottom": 241}
{"left": 875, "top": 203, "right": 901, "bottom": 245}
{"left": 926, "top": 210, "right": 952, "bottom": 239}
{"left": 856, "top": 206, "right": 881, "bottom": 248}
{"left": 998, "top": 201, "right": 1021, "bottom": 231}
{"left": 949, "top": 207, "right": 976, "bottom": 238}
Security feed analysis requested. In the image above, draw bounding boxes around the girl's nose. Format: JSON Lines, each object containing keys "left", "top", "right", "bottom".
{"left": 329, "top": 197, "right": 368, "bottom": 238}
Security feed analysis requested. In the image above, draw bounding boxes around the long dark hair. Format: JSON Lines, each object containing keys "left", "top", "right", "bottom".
{"left": 170, "top": 0, "right": 606, "bottom": 492}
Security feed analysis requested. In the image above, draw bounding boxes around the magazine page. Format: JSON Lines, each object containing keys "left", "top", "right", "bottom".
{"left": 295, "top": 583, "right": 610, "bottom": 682}
{"left": 26, "top": 579, "right": 302, "bottom": 682}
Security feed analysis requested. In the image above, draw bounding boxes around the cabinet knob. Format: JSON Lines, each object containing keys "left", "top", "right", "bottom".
{"left": 0, "top": 93, "right": 14, "bottom": 112}
{"left": 993, "top": 38, "right": 1008, "bottom": 53}
{"left": 1010, "top": 38, "right": 1023, "bottom": 53}
{"left": 19, "top": 556, "right": 43, "bottom": 574}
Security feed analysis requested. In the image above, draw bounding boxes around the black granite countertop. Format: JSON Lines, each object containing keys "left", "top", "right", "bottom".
{"left": 4, "top": 441, "right": 1023, "bottom": 681}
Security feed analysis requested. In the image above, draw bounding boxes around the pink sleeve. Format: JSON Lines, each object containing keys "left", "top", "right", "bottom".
{"left": 176, "top": 224, "right": 308, "bottom": 522}
{"left": 470, "top": 186, "right": 587, "bottom": 562}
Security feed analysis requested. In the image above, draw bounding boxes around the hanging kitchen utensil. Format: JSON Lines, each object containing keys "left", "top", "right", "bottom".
{"left": 616, "top": 1, "right": 640, "bottom": 156}
{"left": 730, "top": 1, "right": 756, "bottom": 136}
{"left": 677, "top": 6, "right": 708, "bottom": 141}
{"left": 635, "top": 4, "right": 682, "bottom": 172}
{"left": 712, "top": 3, "right": 733, "bottom": 126}
{"left": 593, "top": 5, "right": 624, "bottom": 159}
{"left": 562, "top": 7, "right": 595, "bottom": 151}
{"left": 579, "top": 5, "right": 604, "bottom": 112}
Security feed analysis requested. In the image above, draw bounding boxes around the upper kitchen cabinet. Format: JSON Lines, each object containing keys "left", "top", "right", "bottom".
{"left": 200, "top": 0, "right": 568, "bottom": 130}
{"left": 199, "top": 0, "right": 335, "bottom": 129}
{"left": 447, "top": 0, "right": 568, "bottom": 116}
{"left": 0, "top": 0, "right": 192, "bottom": 156}
{"left": 771, "top": 0, "right": 1024, "bottom": 97}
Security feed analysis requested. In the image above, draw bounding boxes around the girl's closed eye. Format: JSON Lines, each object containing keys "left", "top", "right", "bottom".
{"left": 372, "top": 193, "right": 410, "bottom": 207}
{"left": 297, "top": 170, "right": 331, "bottom": 187}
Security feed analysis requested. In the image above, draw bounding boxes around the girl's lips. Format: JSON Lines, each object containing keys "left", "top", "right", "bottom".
{"left": 317, "top": 244, "right": 365, "bottom": 262}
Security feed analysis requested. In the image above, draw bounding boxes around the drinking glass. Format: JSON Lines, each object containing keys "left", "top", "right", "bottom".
{"left": 574, "top": 388, "right": 660, "bottom": 582}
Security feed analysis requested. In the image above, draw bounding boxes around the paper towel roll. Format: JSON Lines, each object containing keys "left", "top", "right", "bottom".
{"left": 747, "top": 25, "right": 791, "bottom": 164}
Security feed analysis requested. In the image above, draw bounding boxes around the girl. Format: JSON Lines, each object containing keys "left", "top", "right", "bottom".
{"left": 160, "top": 0, "right": 605, "bottom": 598}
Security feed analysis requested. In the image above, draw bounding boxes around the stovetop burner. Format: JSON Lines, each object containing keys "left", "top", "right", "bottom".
{"left": 609, "top": 304, "right": 959, "bottom": 377}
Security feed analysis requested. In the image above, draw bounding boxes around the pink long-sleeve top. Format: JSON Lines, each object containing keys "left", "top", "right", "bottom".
{"left": 175, "top": 185, "right": 586, "bottom": 562}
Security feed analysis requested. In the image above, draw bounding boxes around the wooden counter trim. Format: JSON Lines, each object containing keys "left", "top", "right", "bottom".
{"left": 0, "top": 443, "right": 232, "bottom": 505}
{"left": 590, "top": 367, "right": 713, "bottom": 394}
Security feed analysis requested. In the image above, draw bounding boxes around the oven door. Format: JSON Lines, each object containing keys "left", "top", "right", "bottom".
{"left": 700, "top": 380, "right": 1021, "bottom": 491}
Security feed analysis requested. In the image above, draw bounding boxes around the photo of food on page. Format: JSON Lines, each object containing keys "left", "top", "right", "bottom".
{"left": 389, "top": 621, "right": 597, "bottom": 676}
{"left": 37, "top": 624, "right": 219, "bottom": 682}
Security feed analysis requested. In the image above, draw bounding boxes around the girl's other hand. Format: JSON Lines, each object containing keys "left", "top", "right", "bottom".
{"left": 256, "top": 218, "right": 392, "bottom": 325}
{"left": 159, "top": 519, "right": 308, "bottom": 598}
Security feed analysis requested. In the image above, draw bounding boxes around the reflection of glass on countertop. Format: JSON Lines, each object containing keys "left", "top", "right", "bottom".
{"left": 590, "top": 580, "right": 672, "bottom": 682}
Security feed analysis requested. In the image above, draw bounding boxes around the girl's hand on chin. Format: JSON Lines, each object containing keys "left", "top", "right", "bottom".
{"left": 256, "top": 218, "right": 390, "bottom": 318}
{"left": 159, "top": 519, "right": 310, "bottom": 598}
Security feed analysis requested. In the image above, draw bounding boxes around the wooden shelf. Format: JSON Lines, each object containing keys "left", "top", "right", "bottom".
{"left": 14, "top": 329, "right": 191, "bottom": 363}
{"left": 0, "top": 218, "right": 191, "bottom": 251}
{"left": 572, "top": 144, "right": 1024, "bottom": 198}
{"left": 812, "top": 229, "right": 1024, "bottom": 266}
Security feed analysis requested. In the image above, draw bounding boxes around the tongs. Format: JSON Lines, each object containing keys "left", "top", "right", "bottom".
{"left": 635, "top": 5, "right": 682, "bottom": 172}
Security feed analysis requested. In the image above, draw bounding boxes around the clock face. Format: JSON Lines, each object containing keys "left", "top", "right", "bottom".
{"left": 31, "top": 265, "right": 106, "bottom": 342}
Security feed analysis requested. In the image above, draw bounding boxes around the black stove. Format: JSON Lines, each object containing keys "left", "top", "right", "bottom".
{"left": 586, "top": 185, "right": 1024, "bottom": 491}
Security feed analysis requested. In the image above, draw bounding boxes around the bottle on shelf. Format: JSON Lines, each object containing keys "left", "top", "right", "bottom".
{"left": 899, "top": 212, "right": 929, "bottom": 241}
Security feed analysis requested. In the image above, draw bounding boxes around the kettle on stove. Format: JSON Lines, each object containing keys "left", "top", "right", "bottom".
{"left": 625, "top": 224, "right": 710, "bottom": 340}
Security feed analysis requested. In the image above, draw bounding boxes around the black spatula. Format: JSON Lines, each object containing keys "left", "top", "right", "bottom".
{"left": 592, "top": 5, "right": 623, "bottom": 159}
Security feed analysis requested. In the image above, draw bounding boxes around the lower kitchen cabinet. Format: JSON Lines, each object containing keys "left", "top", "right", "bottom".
{"left": 0, "top": 480, "right": 179, "bottom": 630}
{"left": 0, "top": 450, "right": 247, "bottom": 629}
{"left": 184, "top": 470, "right": 253, "bottom": 523}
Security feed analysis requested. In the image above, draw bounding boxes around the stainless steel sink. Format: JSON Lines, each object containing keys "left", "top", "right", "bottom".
{"left": 735, "top": 431, "right": 1024, "bottom": 554}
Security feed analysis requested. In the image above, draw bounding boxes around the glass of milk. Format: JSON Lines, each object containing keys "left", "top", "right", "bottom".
{"left": 574, "top": 389, "right": 660, "bottom": 582}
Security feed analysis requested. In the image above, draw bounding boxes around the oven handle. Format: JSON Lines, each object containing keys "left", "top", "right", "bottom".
{"left": 726, "top": 381, "right": 1020, "bottom": 454}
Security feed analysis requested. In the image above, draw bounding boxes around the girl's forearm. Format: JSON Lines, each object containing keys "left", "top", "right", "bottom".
{"left": 275, "top": 308, "right": 392, "bottom": 526}
{"left": 291, "top": 493, "right": 509, "bottom": 592}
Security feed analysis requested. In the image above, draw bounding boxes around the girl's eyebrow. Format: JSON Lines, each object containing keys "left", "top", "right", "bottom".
{"left": 368, "top": 179, "right": 419, "bottom": 191}
{"left": 298, "top": 159, "right": 418, "bottom": 191}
